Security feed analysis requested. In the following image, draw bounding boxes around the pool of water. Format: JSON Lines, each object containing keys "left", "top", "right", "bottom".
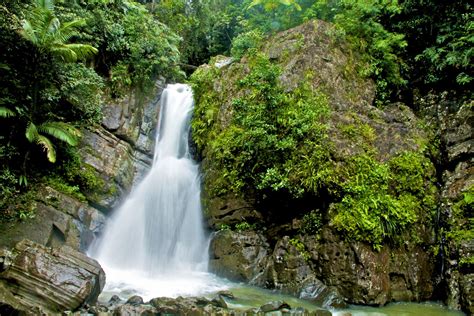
{"left": 98, "top": 272, "right": 465, "bottom": 316}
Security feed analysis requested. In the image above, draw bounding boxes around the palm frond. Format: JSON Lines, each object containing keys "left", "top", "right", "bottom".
{"left": 50, "top": 44, "right": 78, "bottom": 62}
{"left": 0, "top": 106, "right": 16, "bottom": 118}
{"left": 37, "top": 121, "right": 81, "bottom": 146}
{"left": 25, "top": 122, "right": 39, "bottom": 143}
{"left": 36, "top": 0, "right": 54, "bottom": 12}
{"left": 20, "top": 20, "right": 38, "bottom": 44}
{"left": 36, "top": 134, "right": 56, "bottom": 163}
{"left": 66, "top": 43, "right": 98, "bottom": 60}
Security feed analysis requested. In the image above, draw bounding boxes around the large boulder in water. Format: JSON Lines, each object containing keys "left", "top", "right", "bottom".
{"left": 0, "top": 239, "right": 105, "bottom": 314}
{"left": 194, "top": 20, "right": 438, "bottom": 306}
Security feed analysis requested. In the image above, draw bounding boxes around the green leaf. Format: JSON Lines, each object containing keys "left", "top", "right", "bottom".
{"left": 37, "top": 121, "right": 81, "bottom": 146}
{"left": 36, "top": 134, "right": 56, "bottom": 163}
{"left": 25, "top": 122, "right": 39, "bottom": 143}
{"left": 0, "top": 106, "right": 16, "bottom": 118}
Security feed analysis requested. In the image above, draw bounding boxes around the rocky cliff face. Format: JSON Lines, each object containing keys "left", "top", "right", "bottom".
{"left": 0, "top": 80, "right": 164, "bottom": 254}
{"left": 192, "top": 20, "right": 461, "bottom": 308}
{"left": 419, "top": 95, "right": 473, "bottom": 314}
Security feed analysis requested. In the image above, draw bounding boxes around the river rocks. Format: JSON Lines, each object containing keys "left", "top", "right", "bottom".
{"left": 0, "top": 239, "right": 105, "bottom": 314}
{"left": 299, "top": 279, "right": 346, "bottom": 310}
{"left": 210, "top": 230, "right": 269, "bottom": 284}
{"left": 78, "top": 295, "right": 333, "bottom": 316}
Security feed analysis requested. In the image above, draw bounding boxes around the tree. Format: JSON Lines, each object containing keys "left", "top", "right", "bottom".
{"left": 19, "top": 0, "right": 97, "bottom": 63}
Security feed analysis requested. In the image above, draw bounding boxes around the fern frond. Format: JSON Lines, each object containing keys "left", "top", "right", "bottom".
{"left": 36, "top": 134, "right": 56, "bottom": 163}
{"left": 36, "top": 0, "right": 54, "bottom": 12}
{"left": 20, "top": 20, "right": 38, "bottom": 45}
{"left": 66, "top": 43, "right": 98, "bottom": 60}
{"left": 0, "top": 106, "right": 15, "bottom": 118}
{"left": 37, "top": 121, "right": 81, "bottom": 146}
{"left": 25, "top": 122, "right": 39, "bottom": 143}
{"left": 50, "top": 44, "right": 77, "bottom": 62}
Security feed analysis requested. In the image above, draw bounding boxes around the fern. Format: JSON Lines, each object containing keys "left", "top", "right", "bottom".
{"left": 0, "top": 106, "right": 16, "bottom": 118}
{"left": 37, "top": 121, "right": 81, "bottom": 146}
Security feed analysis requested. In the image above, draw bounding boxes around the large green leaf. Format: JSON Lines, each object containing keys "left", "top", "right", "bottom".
{"left": 37, "top": 121, "right": 81, "bottom": 146}
{"left": 0, "top": 106, "right": 16, "bottom": 118}
{"left": 25, "top": 122, "right": 39, "bottom": 143}
{"left": 36, "top": 134, "right": 56, "bottom": 163}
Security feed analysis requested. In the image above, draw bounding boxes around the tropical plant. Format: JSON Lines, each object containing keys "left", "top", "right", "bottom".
{"left": 248, "top": 0, "right": 301, "bottom": 12}
{"left": 19, "top": 0, "right": 97, "bottom": 62}
{"left": 25, "top": 121, "right": 81, "bottom": 163}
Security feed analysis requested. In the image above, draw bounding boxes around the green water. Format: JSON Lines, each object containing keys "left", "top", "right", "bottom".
{"left": 224, "top": 284, "right": 465, "bottom": 316}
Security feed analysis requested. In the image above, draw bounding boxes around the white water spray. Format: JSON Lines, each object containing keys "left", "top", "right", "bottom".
{"left": 91, "top": 84, "right": 227, "bottom": 300}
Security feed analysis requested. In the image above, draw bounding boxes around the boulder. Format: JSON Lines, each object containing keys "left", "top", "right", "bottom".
{"left": 0, "top": 239, "right": 105, "bottom": 314}
{"left": 0, "top": 186, "right": 105, "bottom": 252}
{"left": 209, "top": 230, "right": 269, "bottom": 284}
{"left": 303, "top": 228, "right": 434, "bottom": 305}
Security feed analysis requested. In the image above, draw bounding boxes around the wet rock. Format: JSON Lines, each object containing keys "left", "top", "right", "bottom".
{"left": 300, "top": 279, "right": 347, "bottom": 309}
{"left": 211, "top": 295, "right": 228, "bottom": 308}
{"left": 113, "top": 304, "right": 157, "bottom": 316}
{"left": 303, "top": 229, "right": 434, "bottom": 305}
{"left": 310, "top": 310, "right": 332, "bottom": 316}
{"left": 265, "top": 237, "right": 316, "bottom": 294}
{"left": 0, "top": 186, "right": 105, "bottom": 253}
{"left": 80, "top": 128, "right": 135, "bottom": 211}
{"left": 217, "top": 290, "right": 235, "bottom": 299}
{"left": 460, "top": 273, "right": 474, "bottom": 315}
{"left": 0, "top": 239, "right": 105, "bottom": 314}
{"left": 109, "top": 295, "right": 122, "bottom": 305}
{"left": 210, "top": 230, "right": 269, "bottom": 284}
{"left": 259, "top": 301, "right": 291, "bottom": 312}
{"left": 126, "top": 295, "right": 144, "bottom": 306}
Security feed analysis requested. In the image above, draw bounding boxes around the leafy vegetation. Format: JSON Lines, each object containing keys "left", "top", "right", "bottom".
{"left": 192, "top": 52, "right": 438, "bottom": 249}
{"left": 0, "top": 0, "right": 181, "bottom": 219}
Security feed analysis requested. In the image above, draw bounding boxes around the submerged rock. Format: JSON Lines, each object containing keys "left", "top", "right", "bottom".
{"left": 0, "top": 239, "right": 105, "bottom": 314}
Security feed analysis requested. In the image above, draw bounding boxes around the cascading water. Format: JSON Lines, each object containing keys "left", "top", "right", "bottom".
{"left": 90, "top": 84, "right": 227, "bottom": 300}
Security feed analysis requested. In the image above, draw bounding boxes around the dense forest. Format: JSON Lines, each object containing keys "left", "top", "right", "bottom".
{"left": 0, "top": 0, "right": 473, "bottom": 314}
{"left": 1, "top": 0, "right": 471, "bottom": 220}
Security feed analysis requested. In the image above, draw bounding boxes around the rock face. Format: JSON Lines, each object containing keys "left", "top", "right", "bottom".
{"left": 81, "top": 80, "right": 165, "bottom": 212}
{"left": 0, "top": 81, "right": 164, "bottom": 254}
{"left": 210, "top": 230, "right": 269, "bottom": 284}
{"left": 0, "top": 239, "right": 105, "bottom": 314}
{"left": 431, "top": 98, "right": 473, "bottom": 314}
{"left": 0, "top": 186, "right": 105, "bottom": 252}
{"left": 197, "top": 20, "right": 438, "bottom": 307}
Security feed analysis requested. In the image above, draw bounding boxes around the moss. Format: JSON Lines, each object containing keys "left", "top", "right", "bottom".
{"left": 289, "top": 237, "right": 311, "bottom": 261}
{"left": 44, "top": 176, "right": 86, "bottom": 202}
{"left": 331, "top": 150, "right": 437, "bottom": 250}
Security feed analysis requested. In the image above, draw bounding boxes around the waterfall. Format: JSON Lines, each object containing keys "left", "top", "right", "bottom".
{"left": 90, "top": 84, "right": 224, "bottom": 300}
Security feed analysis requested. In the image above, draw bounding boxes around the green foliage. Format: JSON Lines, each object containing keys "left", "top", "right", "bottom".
{"left": 57, "top": 0, "right": 182, "bottom": 95}
{"left": 393, "top": 0, "right": 473, "bottom": 90}
{"left": 300, "top": 210, "right": 322, "bottom": 235}
{"left": 305, "top": 0, "right": 407, "bottom": 103}
{"left": 25, "top": 121, "right": 81, "bottom": 163}
{"left": 331, "top": 152, "right": 437, "bottom": 249}
{"left": 44, "top": 175, "right": 86, "bottom": 202}
{"left": 289, "top": 237, "right": 310, "bottom": 261}
{"left": 446, "top": 186, "right": 474, "bottom": 247}
{"left": 231, "top": 30, "right": 265, "bottom": 59}
{"left": 192, "top": 53, "right": 331, "bottom": 198}
{"left": 20, "top": 0, "right": 98, "bottom": 62}
{"left": 248, "top": 0, "right": 301, "bottom": 13}
{"left": 235, "top": 221, "right": 256, "bottom": 231}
